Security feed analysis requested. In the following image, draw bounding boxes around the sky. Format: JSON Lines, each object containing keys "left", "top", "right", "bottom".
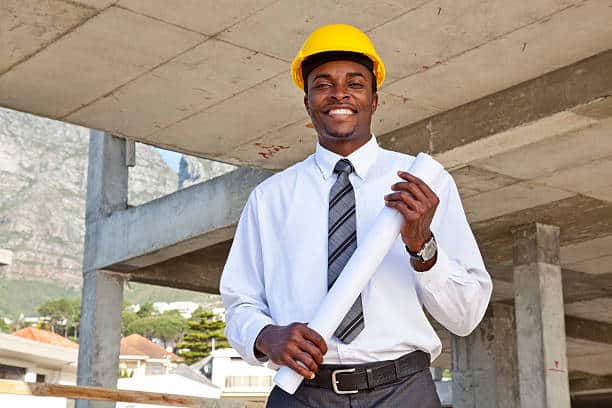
{"left": 156, "top": 148, "right": 181, "bottom": 173}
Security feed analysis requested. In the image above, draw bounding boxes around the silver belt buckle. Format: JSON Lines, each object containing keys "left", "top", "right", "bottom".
{"left": 331, "top": 368, "right": 358, "bottom": 395}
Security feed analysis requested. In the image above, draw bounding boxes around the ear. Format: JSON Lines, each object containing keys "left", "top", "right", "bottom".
{"left": 371, "top": 93, "right": 379, "bottom": 113}
{"left": 303, "top": 94, "right": 311, "bottom": 116}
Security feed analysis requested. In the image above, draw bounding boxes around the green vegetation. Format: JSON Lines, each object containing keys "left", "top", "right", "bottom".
{"left": 0, "top": 279, "right": 221, "bottom": 319}
{"left": 37, "top": 297, "right": 80, "bottom": 339}
{"left": 125, "top": 310, "right": 188, "bottom": 348}
{"left": 176, "top": 309, "right": 230, "bottom": 364}
{"left": 0, "top": 279, "right": 79, "bottom": 318}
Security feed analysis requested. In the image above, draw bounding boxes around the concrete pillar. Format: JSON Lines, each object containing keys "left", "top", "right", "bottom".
{"left": 513, "top": 223, "right": 570, "bottom": 408}
{"left": 77, "top": 131, "right": 127, "bottom": 408}
{"left": 451, "top": 303, "right": 519, "bottom": 408}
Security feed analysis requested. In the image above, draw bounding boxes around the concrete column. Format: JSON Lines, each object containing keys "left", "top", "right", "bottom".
{"left": 451, "top": 303, "right": 519, "bottom": 408}
{"left": 513, "top": 223, "right": 570, "bottom": 408}
{"left": 77, "top": 131, "right": 127, "bottom": 408}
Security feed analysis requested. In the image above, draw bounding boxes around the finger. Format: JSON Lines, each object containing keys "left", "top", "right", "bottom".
{"left": 294, "top": 349, "right": 318, "bottom": 373}
{"left": 385, "top": 192, "right": 423, "bottom": 213}
{"left": 302, "top": 326, "right": 328, "bottom": 355}
{"left": 399, "top": 171, "right": 437, "bottom": 201}
{"left": 299, "top": 339, "right": 324, "bottom": 365}
{"left": 285, "top": 356, "right": 315, "bottom": 379}
{"left": 405, "top": 182, "right": 429, "bottom": 204}
{"left": 385, "top": 199, "right": 418, "bottom": 221}
{"left": 390, "top": 182, "right": 416, "bottom": 198}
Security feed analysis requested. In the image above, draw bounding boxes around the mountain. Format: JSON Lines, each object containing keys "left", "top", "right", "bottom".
{"left": 0, "top": 107, "right": 231, "bottom": 317}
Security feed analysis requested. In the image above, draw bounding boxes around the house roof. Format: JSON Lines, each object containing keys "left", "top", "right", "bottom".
{"left": 120, "top": 333, "right": 181, "bottom": 361}
{"left": 11, "top": 327, "right": 78, "bottom": 349}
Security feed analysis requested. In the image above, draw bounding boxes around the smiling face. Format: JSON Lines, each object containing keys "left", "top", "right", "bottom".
{"left": 304, "top": 60, "right": 378, "bottom": 157}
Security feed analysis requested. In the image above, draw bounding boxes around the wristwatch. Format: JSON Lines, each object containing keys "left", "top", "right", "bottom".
{"left": 405, "top": 233, "right": 437, "bottom": 263}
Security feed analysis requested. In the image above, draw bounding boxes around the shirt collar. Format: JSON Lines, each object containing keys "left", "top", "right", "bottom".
{"left": 314, "top": 135, "right": 380, "bottom": 180}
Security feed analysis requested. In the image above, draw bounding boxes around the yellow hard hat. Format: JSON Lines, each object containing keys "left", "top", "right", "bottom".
{"left": 291, "top": 24, "right": 386, "bottom": 91}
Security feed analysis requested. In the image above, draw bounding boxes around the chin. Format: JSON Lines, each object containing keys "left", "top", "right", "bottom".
{"left": 325, "top": 126, "right": 357, "bottom": 140}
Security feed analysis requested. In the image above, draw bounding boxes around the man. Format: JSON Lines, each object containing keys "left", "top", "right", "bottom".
{"left": 220, "top": 24, "right": 492, "bottom": 407}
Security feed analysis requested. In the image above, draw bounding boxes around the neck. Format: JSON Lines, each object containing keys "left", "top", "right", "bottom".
{"left": 319, "top": 134, "right": 372, "bottom": 157}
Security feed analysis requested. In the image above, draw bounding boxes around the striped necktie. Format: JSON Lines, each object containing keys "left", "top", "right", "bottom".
{"left": 328, "top": 158, "right": 364, "bottom": 343}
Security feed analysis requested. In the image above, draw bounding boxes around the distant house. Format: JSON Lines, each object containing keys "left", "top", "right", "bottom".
{"left": 0, "top": 328, "right": 77, "bottom": 408}
{"left": 117, "top": 367, "right": 221, "bottom": 408}
{"left": 151, "top": 301, "right": 201, "bottom": 318}
{"left": 193, "top": 348, "right": 275, "bottom": 403}
{"left": 0, "top": 248, "right": 13, "bottom": 266}
{"left": 119, "top": 334, "right": 182, "bottom": 377}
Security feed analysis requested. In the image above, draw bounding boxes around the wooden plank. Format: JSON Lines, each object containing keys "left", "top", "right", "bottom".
{"left": 0, "top": 380, "right": 262, "bottom": 408}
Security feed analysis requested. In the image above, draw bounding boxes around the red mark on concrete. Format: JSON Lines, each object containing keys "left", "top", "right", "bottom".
{"left": 255, "top": 143, "right": 289, "bottom": 159}
{"left": 548, "top": 360, "right": 566, "bottom": 373}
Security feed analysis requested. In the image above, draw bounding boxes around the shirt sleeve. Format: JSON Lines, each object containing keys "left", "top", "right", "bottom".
{"left": 414, "top": 172, "right": 493, "bottom": 337}
{"left": 220, "top": 191, "right": 274, "bottom": 365}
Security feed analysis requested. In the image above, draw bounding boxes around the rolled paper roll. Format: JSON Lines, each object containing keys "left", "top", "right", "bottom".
{"left": 274, "top": 153, "right": 445, "bottom": 394}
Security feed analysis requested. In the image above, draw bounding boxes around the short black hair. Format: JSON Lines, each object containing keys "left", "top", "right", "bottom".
{"left": 302, "top": 51, "right": 377, "bottom": 95}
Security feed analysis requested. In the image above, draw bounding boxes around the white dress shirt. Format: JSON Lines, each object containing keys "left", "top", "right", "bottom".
{"left": 220, "top": 135, "right": 493, "bottom": 366}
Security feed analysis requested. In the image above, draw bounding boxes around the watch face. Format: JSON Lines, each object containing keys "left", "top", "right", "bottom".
{"left": 420, "top": 238, "right": 437, "bottom": 261}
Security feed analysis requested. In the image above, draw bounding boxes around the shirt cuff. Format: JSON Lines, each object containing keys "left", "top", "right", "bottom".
{"left": 242, "top": 314, "right": 274, "bottom": 366}
{"left": 414, "top": 246, "right": 451, "bottom": 291}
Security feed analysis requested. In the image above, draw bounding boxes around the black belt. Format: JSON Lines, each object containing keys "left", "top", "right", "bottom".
{"left": 303, "top": 351, "right": 430, "bottom": 395}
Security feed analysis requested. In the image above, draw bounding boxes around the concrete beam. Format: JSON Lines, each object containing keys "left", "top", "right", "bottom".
{"left": 128, "top": 241, "right": 231, "bottom": 293}
{"left": 83, "top": 166, "right": 273, "bottom": 273}
{"left": 513, "top": 223, "right": 570, "bottom": 408}
{"left": 0, "top": 249, "right": 13, "bottom": 266}
{"left": 571, "top": 374, "right": 612, "bottom": 395}
{"left": 565, "top": 316, "right": 612, "bottom": 346}
{"left": 473, "top": 195, "right": 612, "bottom": 279}
{"left": 378, "top": 49, "right": 612, "bottom": 163}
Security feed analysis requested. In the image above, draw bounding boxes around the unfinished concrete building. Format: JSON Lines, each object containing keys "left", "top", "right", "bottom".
{"left": 1, "top": 1, "right": 611, "bottom": 407}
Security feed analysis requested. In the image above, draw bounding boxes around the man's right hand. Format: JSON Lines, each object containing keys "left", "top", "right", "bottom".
{"left": 255, "top": 323, "right": 328, "bottom": 379}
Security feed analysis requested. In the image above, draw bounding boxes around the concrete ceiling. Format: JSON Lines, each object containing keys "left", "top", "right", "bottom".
{"left": 3, "top": 0, "right": 612, "bottom": 391}
{"left": 1, "top": 0, "right": 611, "bottom": 169}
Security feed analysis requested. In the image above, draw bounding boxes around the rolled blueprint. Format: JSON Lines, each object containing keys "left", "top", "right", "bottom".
{"left": 274, "top": 152, "right": 445, "bottom": 394}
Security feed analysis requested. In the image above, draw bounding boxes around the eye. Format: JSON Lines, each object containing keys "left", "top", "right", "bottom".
{"left": 349, "top": 82, "right": 365, "bottom": 89}
{"left": 315, "top": 82, "right": 332, "bottom": 89}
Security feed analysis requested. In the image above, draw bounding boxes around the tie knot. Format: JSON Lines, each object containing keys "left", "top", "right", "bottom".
{"left": 334, "top": 159, "right": 354, "bottom": 175}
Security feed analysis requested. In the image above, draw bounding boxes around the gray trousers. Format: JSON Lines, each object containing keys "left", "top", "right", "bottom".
{"left": 266, "top": 368, "right": 442, "bottom": 408}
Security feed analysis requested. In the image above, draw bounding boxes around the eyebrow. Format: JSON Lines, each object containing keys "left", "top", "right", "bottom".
{"left": 312, "top": 72, "right": 367, "bottom": 81}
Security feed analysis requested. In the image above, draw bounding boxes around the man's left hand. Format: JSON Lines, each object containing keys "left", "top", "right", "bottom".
{"left": 385, "top": 171, "right": 439, "bottom": 267}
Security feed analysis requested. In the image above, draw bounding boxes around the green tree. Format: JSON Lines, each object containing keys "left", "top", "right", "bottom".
{"left": 126, "top": 310, "right": 187, "bottom": 348}
{"left": 176, "top": 310, "right": 230, "bottom": 364}
{"left": 37, "top": 298, "right": 80, "bottom": 338}
{"left": 0, "top": 318, "right": 12, "bottom": 334}
{"left": 136, "top": 302, "right": 154, "bottom": 318}
{"left": 121, "top": 301, "right": 140, "bottom": 336}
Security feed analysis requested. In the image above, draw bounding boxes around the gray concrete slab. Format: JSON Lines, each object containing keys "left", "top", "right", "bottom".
{"left": 67, "top": 38, "right": 286, "bottom": 138}
{"left": 0, "top": 6, "right": 204, "bottom": 119}
{"left": 384, "top": 0, "right": 612, "bottom": 113}
{"left": 0, "top": 0, "right": 96, "bottom": 73}
{"left": 118, "top": 0, "right": 276, "bottom": 36}
{"left": 462, "top": 181, "right": 574, "bottom": 223}
{"left": 148, "top": 72, "right": 304, "bottom": 158}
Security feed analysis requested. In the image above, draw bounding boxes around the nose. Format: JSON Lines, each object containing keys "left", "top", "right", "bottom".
{"left": 330, "top": 84, "right": 350, "bottom": 101}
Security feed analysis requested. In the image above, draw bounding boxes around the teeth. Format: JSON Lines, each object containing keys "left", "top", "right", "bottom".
{"left": 329, "top": 108, "right": 354, "bottom": 115}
